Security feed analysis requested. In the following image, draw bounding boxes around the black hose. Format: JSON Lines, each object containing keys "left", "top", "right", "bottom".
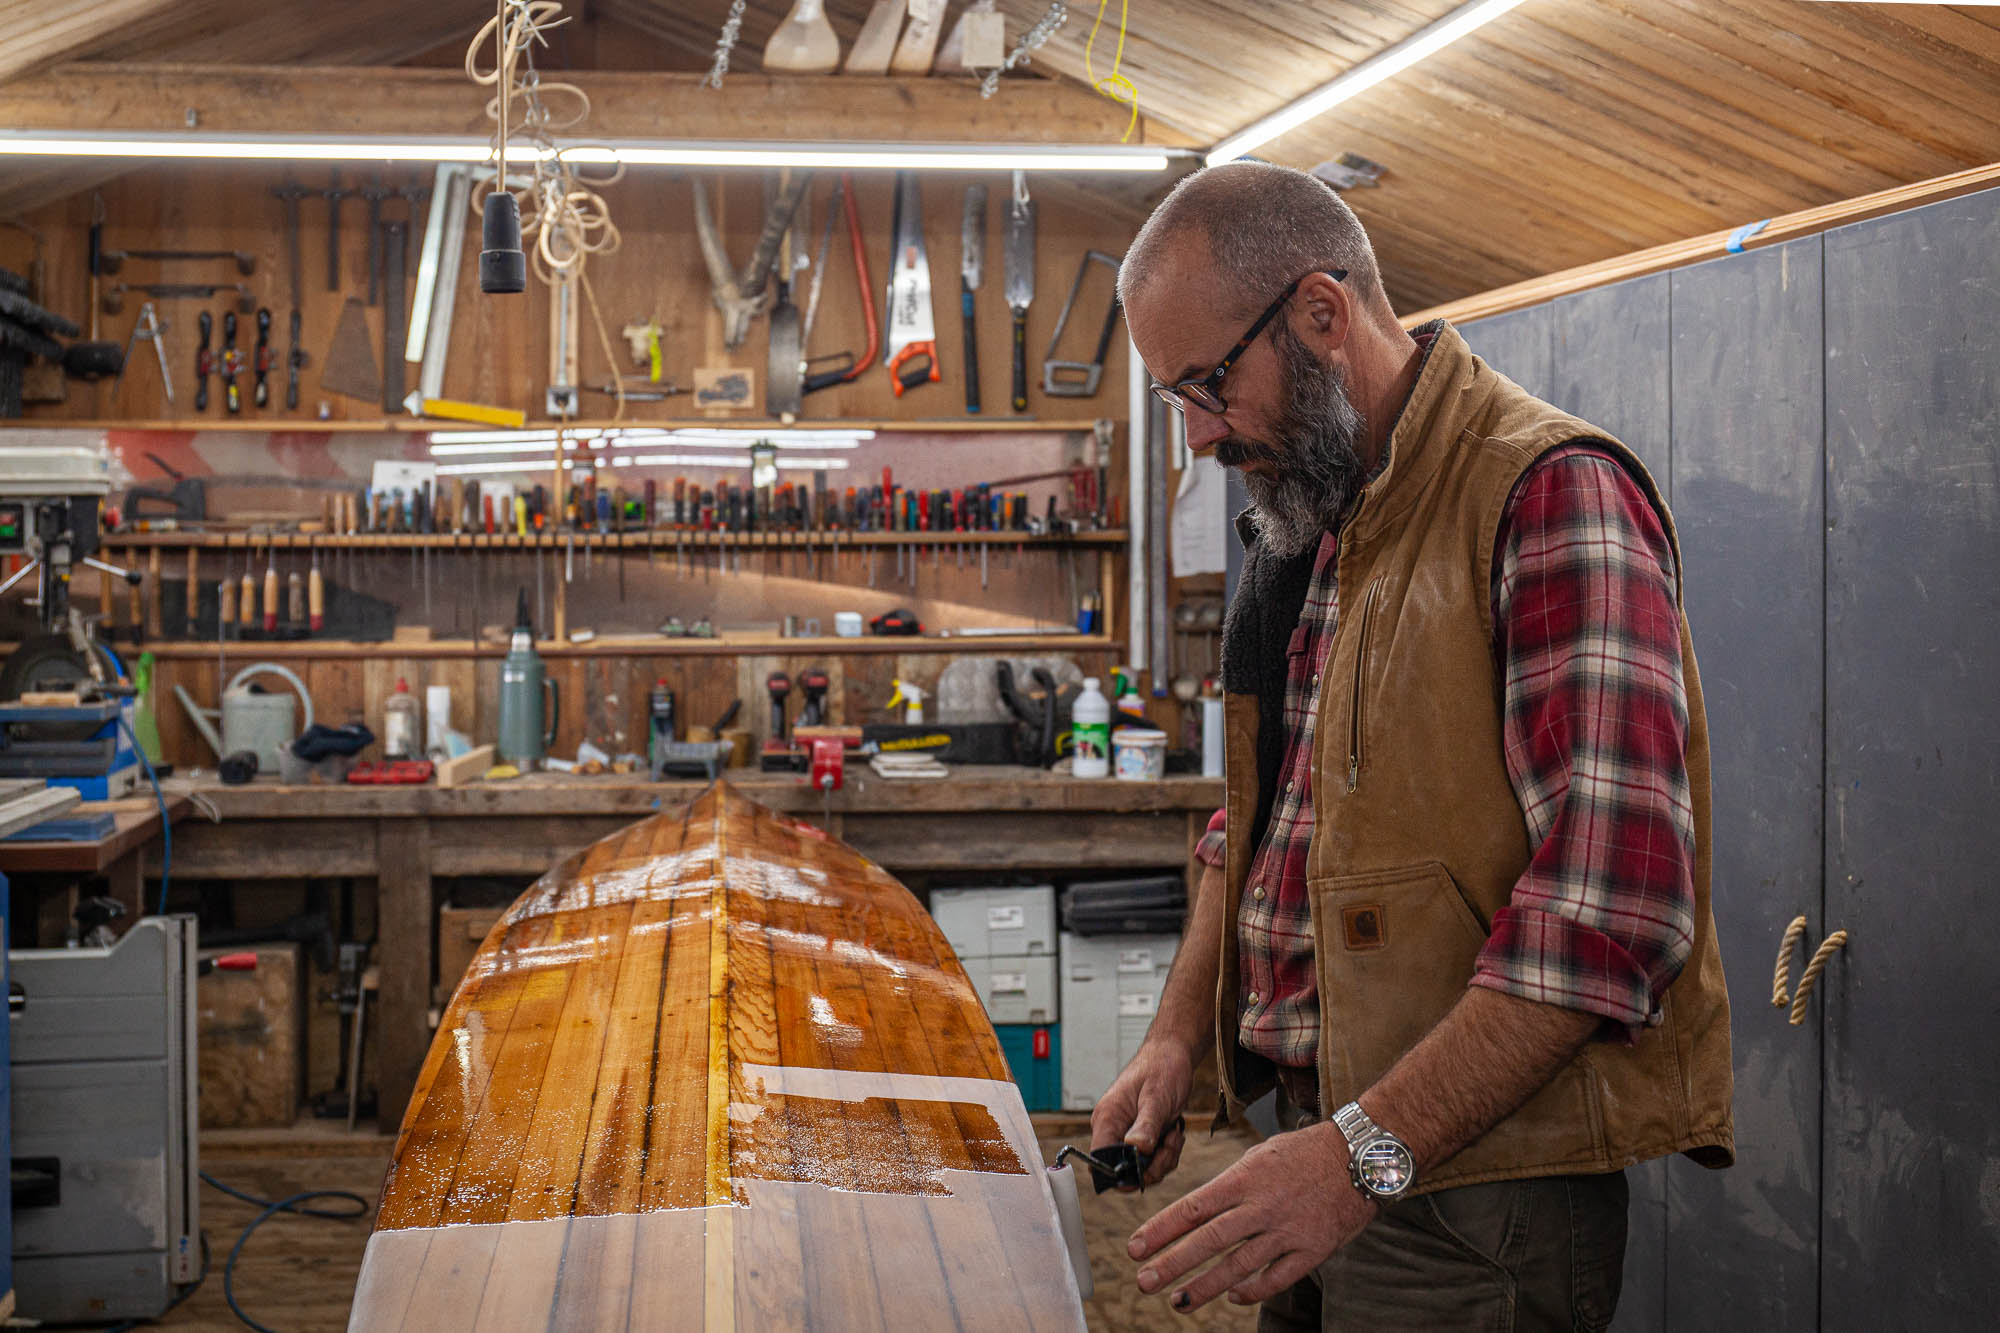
{"left": 200, "top": 1171, "right": 372, "bottom": 1333}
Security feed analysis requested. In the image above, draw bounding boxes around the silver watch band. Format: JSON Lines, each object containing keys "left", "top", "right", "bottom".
{"left": 1332, "top": 1100, "right": 1379, "bottom": 1147}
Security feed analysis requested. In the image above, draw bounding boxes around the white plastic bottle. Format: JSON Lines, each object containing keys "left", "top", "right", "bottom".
{"left": 384, "top": 677, "right": 420, "bottom": 761}
{"left": 1071, "top": 677, "right": 1111, "bottom": 779}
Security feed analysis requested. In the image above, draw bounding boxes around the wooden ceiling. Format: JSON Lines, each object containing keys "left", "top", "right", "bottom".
{"left": 5, "top": 1, "right": 1998, "bottom": 312}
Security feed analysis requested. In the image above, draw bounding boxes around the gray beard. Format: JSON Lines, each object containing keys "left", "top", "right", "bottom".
{"left": 1224, "top": 323, "right": 1370, "bottom": 559}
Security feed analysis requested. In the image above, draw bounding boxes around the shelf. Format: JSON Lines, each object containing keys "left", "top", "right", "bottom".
{"left": 2, "top": 417, "right": 1116, "bottom": 435}
{"left": 105, "top": 529, "right": 1130, "bottom": 550}
{"left": 118, "top": 633, "right": 1125, "bottom": 661}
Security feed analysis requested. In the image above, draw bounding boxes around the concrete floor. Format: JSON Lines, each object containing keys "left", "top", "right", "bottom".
{"left": 127, "top": 1120, "right": 1264, "bottom": 1331}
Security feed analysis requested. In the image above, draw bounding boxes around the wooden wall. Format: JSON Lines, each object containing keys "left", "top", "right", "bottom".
{"left": 2, "top": 164, "right": 1135, "bottom": 429}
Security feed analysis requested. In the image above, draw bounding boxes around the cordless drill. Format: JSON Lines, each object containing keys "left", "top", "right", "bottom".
{"left": 798, "top": 667, "right": 830, "bottom": 729}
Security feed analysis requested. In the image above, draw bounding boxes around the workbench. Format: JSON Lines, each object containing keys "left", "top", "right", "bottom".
{"left": 148, "top": 771, "right": 1225, "bottom": 1128}
{"left": 0, "top": 794, "right": 191, "bottom": 939}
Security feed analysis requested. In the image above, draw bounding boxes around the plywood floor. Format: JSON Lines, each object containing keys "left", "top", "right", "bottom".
{"left": 145, "top": 1122, "right": 1261, "bottom": 1332}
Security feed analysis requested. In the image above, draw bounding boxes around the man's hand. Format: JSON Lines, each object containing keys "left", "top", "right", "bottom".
{"left": 1089, "top": 1038, "right": 1195, "bottom": 1188}
{"left": 1127, "top": 1123, "right": 1376, "bottom": 1313}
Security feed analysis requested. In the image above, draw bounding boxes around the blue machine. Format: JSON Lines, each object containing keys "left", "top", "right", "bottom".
{"left": 0, "top": 698, "right": 139, "bottom": 802}
{"left": 995, "top": 1023, "right": 1062, "bottom": 1113}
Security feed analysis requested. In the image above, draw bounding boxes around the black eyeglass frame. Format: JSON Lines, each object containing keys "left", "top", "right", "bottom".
{"left": 1150, "top": 269, "right": 1348, "bottom": 416}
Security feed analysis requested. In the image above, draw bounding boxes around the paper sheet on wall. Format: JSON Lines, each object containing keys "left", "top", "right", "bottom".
{"left": 1171, "top": 455, "right": 1227, "bottom": 577}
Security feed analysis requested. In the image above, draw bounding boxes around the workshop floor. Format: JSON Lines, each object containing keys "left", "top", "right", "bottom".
{"left": 140, "top": 1119, "right": 1262, "bottom": 1331}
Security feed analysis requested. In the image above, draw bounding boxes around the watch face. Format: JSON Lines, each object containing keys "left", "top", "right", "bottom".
{"left": 1354, "top": 1137, "right": 1415, "bottom": 1196}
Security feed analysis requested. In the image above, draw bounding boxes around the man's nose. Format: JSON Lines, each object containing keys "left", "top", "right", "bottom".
{"left": 1182, "top": 408, "right": 1230, "bottom": 455}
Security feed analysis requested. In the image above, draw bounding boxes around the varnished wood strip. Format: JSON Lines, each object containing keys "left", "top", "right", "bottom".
{"left": 1408, "top": 164, "right": 2000, "bottom": 327}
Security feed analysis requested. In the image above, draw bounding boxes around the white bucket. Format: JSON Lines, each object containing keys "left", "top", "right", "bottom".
{"left": 1112, "top": 727, "right": 1169, "bottom": 781}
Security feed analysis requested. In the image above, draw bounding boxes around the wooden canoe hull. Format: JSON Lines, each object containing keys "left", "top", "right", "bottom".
{"left": 350, "top": 782, "right": 1085, "bottom": 1330}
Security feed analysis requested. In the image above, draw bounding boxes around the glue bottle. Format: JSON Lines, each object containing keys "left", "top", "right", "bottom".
{"left": 1072, "top": 677, "right": 1110, "bottom": 779}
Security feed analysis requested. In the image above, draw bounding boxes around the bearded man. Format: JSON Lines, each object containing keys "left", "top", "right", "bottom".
{"left": 1094, "top": 161, "right": 1735, "bottom": 1330}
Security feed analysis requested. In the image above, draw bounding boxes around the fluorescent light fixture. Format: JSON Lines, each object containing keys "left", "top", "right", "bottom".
{"left": 435, "top": 454, "right": 851, "bottom": 476}
{"left": 0, "top": 130, "right": 1176, "bottom": 173}
{"left": 1206, "top": 0, "right": 1528, "bottom": 165}
{"left": 428, "top": 426, "right": 873, "bottom": 458}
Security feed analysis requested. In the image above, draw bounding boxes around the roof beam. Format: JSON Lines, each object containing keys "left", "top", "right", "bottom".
{"left": 0, "top": 0, "right": 180, "bottom": 85}
{"left": 0, "top": 62, "right": 1149, "bottom": 146}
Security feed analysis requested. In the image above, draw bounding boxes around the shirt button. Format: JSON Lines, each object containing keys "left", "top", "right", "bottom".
{"left": 1253, "top": 885, "right": 1266, "bottom": 901}
{"left": 1246, "top": 991, "right": 1260, "bottom": 1006}
{"left": 1312, "top": 672, "right": 1320, "bottom": 686}
{"left": 1286, "top": 780, "right": 1295, "bottom": 793}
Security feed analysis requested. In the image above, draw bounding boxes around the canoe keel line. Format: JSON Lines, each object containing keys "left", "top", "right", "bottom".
{"left": 350, "top": 782, "right": 1089, "bottom": 1330}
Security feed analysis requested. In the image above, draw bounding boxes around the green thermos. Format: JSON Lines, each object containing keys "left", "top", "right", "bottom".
{"left": 497, "top": 589, "right": 558, "bottom": 767}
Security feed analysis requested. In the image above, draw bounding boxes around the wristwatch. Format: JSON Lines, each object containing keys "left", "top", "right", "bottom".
{"left": 1332, "top": 1101, "right": 1417, "bottom": 1203}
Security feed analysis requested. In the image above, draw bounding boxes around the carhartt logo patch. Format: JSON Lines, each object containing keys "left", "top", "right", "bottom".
{"left": 1343, "top": 904, "right": 1386, "bottom": 951}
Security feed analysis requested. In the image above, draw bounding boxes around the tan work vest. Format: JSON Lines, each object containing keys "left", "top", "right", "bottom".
{"left": 1215, "top": 322, "right": 1734, "bottom": 1193}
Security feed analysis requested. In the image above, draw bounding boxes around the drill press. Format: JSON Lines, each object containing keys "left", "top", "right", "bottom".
{"left": 0, "top": 443, "right": 145, "bottom": 797}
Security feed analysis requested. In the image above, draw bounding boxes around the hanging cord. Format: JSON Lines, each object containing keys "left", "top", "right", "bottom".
{"left": 1772, "top": 914, "right": 1849, "bottom": 1026}
{"left": 200, "top": 1171, "right": 371, "bottom": 1333}
{"left": 1083, "top": 0, "right": 1139, "bottom": 141}
{"left": 983, "top": 4, "right": 1070, "bottom": 100}
{"left": 466, "top": 1, "right": 625, "bottom": 421}
{"left": 116, "top": 710, "right": 171, "bottom": 914}
{"left": 706, "top": 0, "right": 749, "bottom": 89}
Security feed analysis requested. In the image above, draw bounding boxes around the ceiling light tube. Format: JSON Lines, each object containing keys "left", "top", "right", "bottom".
{"left": 0, "top": 130, "right": 1178, "bottom": 173}
{"left": 1206, "top": 0, "right": 1528, "bottom": 166}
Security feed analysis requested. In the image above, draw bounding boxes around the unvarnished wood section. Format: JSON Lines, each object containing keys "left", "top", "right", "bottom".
{"left": 608, "top": 0, "right": 2000, "bottom": 311}
{"left": 352, "top": 781, "right": 1085, "bottom": 1330}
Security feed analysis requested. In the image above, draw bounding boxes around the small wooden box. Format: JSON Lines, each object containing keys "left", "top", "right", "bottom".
{"left": 198, "top": 943, "right": 304, "bottom": 1129}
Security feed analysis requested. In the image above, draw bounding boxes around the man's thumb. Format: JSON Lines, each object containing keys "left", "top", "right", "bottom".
{"left": 1124, "top": 1089, "right": 1169, "bottom": 1151}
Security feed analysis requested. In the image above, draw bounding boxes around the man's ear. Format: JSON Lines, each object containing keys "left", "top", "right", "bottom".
{"left": 1295, "top": 271, "right": 1352, "bottom": 353}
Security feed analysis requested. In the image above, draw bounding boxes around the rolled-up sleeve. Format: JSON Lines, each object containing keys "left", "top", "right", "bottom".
{"left": 1473, "top": 447, "right": 1696, "bottom": 1038}
{"left": 1193, "top": 807, "right": 1227, "bottom": 868}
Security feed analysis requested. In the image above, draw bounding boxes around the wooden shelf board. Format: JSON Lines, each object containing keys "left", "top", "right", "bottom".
{"left": 104, "top": 530, "right": 1130, "bottom": 549}
{"left": 1, "top": 417, "right": 1115, "bottom": 435}
{"left": 114, "top": 634, "right": 1124, "bottom": 661}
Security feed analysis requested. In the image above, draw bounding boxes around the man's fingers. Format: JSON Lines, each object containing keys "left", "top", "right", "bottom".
{"left": 1141, "top": 1122, "right": 1187, "bottom": 1185}
{"left": 1227, "top": 1248, "right": 1320, "bottom": 1307}
{"left": 1129, "top": 1167, "right": 1245, "bottom": 1261}
{"left": 1135, "top": 1206, "right": 1256, "bottom": 1297}
{"left": 1088, "top": 1079, "right": 1140, "bottom": 1152}
{"left": 1166, "top": 1234, "right": 1288, "bottom": 1314}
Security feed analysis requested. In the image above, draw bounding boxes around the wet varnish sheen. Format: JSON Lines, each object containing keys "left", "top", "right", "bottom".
{"left": 349, "top": 782, "right": 1084, "bottom": 1330}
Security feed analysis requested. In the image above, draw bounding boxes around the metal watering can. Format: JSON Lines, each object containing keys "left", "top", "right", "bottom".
{"left": 174, "top": 663, "right": 315, "bottom": 776}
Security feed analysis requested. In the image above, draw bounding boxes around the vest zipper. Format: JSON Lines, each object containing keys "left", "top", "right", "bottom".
{"left": 1347, "top": 578, "right": 1382, "bottom": 792}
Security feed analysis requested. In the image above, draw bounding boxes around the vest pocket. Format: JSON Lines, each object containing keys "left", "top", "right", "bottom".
{"left": 1346, "top": 578, "right": 1383, "bottom": 793}
{"left": 1308, "top": 859, "right": 1487, "bottom": 1097}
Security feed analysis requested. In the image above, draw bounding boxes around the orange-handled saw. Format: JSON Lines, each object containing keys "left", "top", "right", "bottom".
{"left": 883, "top": 170, "right": 939, "bottom": 397}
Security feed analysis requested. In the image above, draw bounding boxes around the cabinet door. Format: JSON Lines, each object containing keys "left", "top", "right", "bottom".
{"left": 1547, "top": 274, "right": 1674, "bottom": 1333}
{"left": 1667, "top": 238, "right": 1826, "bottom": 1329}
{"left": 1822, "top": 187, "right": 2000, "bottom": 1330}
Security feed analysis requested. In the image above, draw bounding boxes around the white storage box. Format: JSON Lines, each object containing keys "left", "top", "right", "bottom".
{"left": 1060, "top": 931, "right": 1179, "bottom": 1111}
{"left": 930, "top": 885, "right": 1057, "bottom": 959}
{"left": 963, "top": 953, "right": 1060, "bottom": 1026}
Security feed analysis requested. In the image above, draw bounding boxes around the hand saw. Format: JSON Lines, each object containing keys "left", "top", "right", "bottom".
{"left": 801, "top": 173, "right": 878, "bottom": 395}
{"left": 883, "top": 170, "right": 940, "bottom": 397}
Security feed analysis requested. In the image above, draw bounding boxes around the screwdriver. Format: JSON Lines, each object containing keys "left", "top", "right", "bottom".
{"left": 263, "top": 544, "right": 279, "bottom": 633}
{"left": 308, "top": 540, "right": 324, "bottom": 632}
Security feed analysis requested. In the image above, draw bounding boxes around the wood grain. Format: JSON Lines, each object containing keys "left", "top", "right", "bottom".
{"left": 352, "top": 782, "right": 1085, "bottom": 1329}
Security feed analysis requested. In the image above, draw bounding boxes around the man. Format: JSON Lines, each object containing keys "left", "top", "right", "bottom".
{"left": 1094, "top": 161, "right": 1734, "bottom": 1329}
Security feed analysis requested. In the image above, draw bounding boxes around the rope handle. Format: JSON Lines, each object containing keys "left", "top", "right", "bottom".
{"left": 1772, "top": 915, "right": 1808, "bottom": 1007}
{"left": 1773, "top": 914, "right": 1848, "bottom": 1026}
{"left": 1788, "top": 930, "right": 1849, "bottom": 1027}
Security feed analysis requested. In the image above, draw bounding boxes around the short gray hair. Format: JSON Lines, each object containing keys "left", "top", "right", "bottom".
{"left": 1119, "top": 161, "right": 1389, "bottom": 321}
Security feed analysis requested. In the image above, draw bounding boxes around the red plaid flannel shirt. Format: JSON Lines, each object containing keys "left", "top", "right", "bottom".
{"left": 1195, "top": 444, "right": 1695, "bottom": 1068}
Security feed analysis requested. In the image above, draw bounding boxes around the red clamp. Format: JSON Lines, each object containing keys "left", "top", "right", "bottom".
{"left": 809, "top": 736, "right": 845, "bottom": 793}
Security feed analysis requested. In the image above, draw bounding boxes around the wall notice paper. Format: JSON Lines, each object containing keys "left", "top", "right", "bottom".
{"left": 1171, "top": 454, "right": 1228, "bottom": 577}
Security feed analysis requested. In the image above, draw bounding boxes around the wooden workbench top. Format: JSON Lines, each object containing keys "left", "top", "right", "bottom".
{"left": 168, "top": 769, "right": 1225, "bottom": 820}
{"left": 0, "top": 793, "right": 191, "bottom": 874}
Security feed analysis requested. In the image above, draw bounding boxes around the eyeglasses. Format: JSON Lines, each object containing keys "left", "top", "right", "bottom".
{"left": 1150, "top": 269, "right": 1347, "bottom": 416}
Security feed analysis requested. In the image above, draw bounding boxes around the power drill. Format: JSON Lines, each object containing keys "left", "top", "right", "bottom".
{"left": 798, "top": 667, "right": 830, "bottom": 728}
{"left": 760, "top": 672, "right": 794, "bottom": 772}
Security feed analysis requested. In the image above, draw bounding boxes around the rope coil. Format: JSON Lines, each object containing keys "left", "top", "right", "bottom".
{"left": 1772, "top": 914, "right": 1848, "bottom": 1026}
